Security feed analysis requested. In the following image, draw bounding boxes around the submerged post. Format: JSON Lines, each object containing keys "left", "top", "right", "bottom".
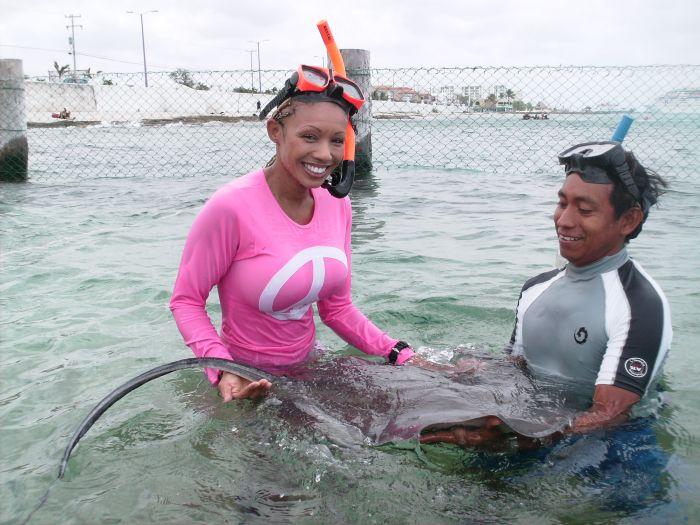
{"left": 340, "top": 49, "right": 372, "bottom": 175}
{"left": 0, "top": 59, "right": 28, "bottom": 182}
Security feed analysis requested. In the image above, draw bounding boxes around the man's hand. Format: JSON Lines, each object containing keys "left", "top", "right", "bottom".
{"left": 568, "top": 384, "right": 640, "bottom": 433}
{"left": 419, "top": 416, "right": 504, "bottom": 446}
{"left": 218, "top": 371, "right": 272, "bottom": 402}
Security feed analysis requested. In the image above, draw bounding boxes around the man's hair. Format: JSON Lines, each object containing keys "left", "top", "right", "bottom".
{"left": 610, "top": 152, "right": 668, "bottom": 241}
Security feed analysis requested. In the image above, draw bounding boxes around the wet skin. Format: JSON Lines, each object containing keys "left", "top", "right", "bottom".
{"left": 554, "top": 173, "right": 641, "bottom": 268}
{"left": 264, "top": 101, "right": 348, "bottom": 225}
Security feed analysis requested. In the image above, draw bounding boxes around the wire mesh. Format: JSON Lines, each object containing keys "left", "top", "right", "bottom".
{"left": 3, "top": 65, "right": 699, "bottom": 181}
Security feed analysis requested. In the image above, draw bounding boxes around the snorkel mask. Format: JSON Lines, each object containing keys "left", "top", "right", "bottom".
{"left": 258, "top": 64, "right": 364, "bottom": 120}
{"left": 259, "top": 63, "right": 365, "bottom": 199}
{"left": 558, "top": 141, "right": 656, "bottom": 215}
{"left": 259, "top": 21, "right": 365, "bottom": 199}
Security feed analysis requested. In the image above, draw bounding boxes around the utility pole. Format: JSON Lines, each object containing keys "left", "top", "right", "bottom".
{"left": 245, "top": 50, "right": 255, "bottom": 91}
{"left": 65, "top": 14, "right": 83, "bottom": 81}
{"left": 127, "top": 10, "right": 158, "bottom": 87}
{"left": 314, "top": 55, "right": 326, "bottom": 69}
{"left": 248, "top": 39, "right": 269, "bottom": 93}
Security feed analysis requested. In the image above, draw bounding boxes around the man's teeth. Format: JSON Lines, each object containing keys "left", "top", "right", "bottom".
{"left": 304, "top": 163, "right": 326, "bottom": 174}
{"left": 559, "top": 234, "right": 582, "bottom": 241}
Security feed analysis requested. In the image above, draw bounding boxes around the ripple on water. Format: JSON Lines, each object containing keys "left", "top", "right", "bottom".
{"left": 3, "top": 125, "right": 699, "bottom": 523}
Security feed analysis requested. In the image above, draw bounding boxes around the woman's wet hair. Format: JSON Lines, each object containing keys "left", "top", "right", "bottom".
{"left": 270, "top": 94, "right": 351, "bottom": 124}
{"left": 611, "top": 152, "right": 668, "bottom": 241}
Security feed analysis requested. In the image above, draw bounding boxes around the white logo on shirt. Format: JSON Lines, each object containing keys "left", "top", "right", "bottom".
{"left": 624, "top": 358, "right": 648, "bottom": 378}
{"left": 259, "top": 246, "right": 347, "bottom": 321}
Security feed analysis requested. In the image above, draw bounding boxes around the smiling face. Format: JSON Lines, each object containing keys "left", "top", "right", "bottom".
{"left": 266, "top": 100, "right": 347, "bottom": 192}
{"left": 554, "top": 173, "right": 642, "bottom": 267}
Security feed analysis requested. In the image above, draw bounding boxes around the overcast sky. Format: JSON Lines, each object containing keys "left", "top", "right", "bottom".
{"left": 1, "top": 0, "right": 699, "bottom": 76}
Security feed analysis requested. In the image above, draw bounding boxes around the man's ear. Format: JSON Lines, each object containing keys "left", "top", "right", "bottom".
{"left": 619, "top": 206, "right": 644, "bottom": 237}
{"left": 267, "top": 118, "right": 282, "bottom": 144}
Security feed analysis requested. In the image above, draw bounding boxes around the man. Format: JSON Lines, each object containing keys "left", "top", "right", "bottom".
{"left": 421, "top": 141, "right": 671, "bottom": 446}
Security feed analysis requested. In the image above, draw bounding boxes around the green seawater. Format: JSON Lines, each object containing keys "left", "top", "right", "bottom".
{"left": 1, "top": 115, "right": 699, "bottom": 524}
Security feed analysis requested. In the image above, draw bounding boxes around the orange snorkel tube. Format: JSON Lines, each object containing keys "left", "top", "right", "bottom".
{"left": 317, "top": 20, "right": 357, "bottom": 198}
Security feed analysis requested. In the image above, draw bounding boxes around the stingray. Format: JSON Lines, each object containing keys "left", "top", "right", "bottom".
{"left": 57, "top": 354, "right": 575, "bottom": 478}
{"left": 21, "top": 355, "right": 576, "bottom": 524}
{"left": 275, "top": 354, "right": 575, "bottom": 447}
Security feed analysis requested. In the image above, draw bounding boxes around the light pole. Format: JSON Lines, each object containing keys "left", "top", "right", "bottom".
{"left": 248, "top": 39, "right": 269, "bottom": 93}
{"left": 127, "top": 10, "right": 158, "bottom": 87}
{"left": 245, "top": 50, "right": 255, "bottom": 91}
{"left": 314, "top": 55, "right": 326, "bottom": 69}
{"left": 65, "top": 14, "right": 83, "bottom": 81}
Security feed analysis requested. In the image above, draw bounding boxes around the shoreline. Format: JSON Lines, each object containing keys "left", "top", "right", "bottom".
{"left": 28, "top": 109, "right": 638, "bottom": 128}
{"left": 24, "top": 81, "right": 652, "bottom": 127}
{"left": 28, "top": 114, "right": 260, "bottom": 128}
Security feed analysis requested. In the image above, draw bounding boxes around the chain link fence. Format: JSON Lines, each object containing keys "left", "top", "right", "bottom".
{"left": 4, "top": 64, "right": 699, "bottom": 181}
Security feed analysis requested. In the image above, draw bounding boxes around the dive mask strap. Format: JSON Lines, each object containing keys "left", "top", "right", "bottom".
{"left": 608, "top": 148, "right": 641, "bottom": 200}
{"left": 258, "top": 74, "right": 299, "bottom": 120}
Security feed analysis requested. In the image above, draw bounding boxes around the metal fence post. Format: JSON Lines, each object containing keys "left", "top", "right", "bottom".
{"left": 0, "top": 59, "right": 28, "bottom": 182}
{"left": 340, "top": 49, "right": 372, "bottom": 175}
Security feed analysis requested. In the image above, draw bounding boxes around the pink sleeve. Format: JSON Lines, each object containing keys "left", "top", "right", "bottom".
{"left": 170, "top": 194, "right": 237, "bottom": 385}
{"left": 317, "top": 198, "right": 398, "bottom": 358}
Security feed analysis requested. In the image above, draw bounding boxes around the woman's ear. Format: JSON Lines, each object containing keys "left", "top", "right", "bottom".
{"left": 267, "top": 118, "right": 282, "bottom": 145}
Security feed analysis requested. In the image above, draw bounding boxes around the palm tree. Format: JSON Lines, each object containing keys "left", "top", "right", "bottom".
{"left": 53, "top": 61, "right": 71, "bottom": 79}
{"left": 505, "top": 89, "right": 515, "bottom": 101}
{"left": 84, "top": 68, "right": 103, "bottom": 79}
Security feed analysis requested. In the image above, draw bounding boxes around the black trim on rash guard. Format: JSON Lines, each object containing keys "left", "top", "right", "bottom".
{"left": 523, "top": 268, "right": 565, "bottom": 292}
{"left": 508, "top": 268, "right": 564, "bottom": 348}
{"left": 613, "top": 260, "right": 665, "bottom": 396}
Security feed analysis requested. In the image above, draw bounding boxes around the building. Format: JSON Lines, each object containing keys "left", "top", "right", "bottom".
{"left": 486, "top": 85, "right": 509, "bottom": 99}
{"left": 495, "top": 100, "right": 513, "bottom": 112}
{"left": 372, "top": 85, "right": 434, "bottom": 103}
{"left": 436, "top": 85, "right": 458, "bottom": 105}
{"left": 461, "top": 85, "right": 482, "bottom": 105}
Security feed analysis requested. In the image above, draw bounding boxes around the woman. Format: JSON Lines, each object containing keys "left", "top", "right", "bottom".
{"left": 170, "top": 65, "right": 415, "bottom": 401}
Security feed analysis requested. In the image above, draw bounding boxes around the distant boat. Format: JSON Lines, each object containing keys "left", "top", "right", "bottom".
{"left": 652, "top": 88, "right": 700, "bottom": 114}
{"left": 522, "top": 112, "right": 549, "bottom": 120}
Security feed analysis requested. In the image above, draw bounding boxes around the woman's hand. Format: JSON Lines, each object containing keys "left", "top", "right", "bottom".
{"left": 452, "top": 358, "right": 486, "bottom": 375}
{"left": 217, "top": 372, "right": 272, "bottom": 402}
{"left": 407, "top": 355, "right": 486, "bottom": 376}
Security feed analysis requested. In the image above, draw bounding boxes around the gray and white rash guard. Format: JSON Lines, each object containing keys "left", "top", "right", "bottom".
{"left": 507, "top": 248, "right": 672, "bottom": 397}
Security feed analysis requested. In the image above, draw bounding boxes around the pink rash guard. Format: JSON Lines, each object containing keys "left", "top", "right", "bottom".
{"left": 170, "top": 169, "right": 409, "bottom": 385}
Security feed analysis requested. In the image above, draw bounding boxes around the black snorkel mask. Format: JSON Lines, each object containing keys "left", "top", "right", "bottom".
{"left": 558, "top": 141, "right": 656, "bottom": 215}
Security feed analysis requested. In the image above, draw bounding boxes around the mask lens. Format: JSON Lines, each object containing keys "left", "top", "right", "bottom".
{"left": 573, "top": 166, "right": 613, "bottom": 184}
{"left": 560, "top": 142, "right": 618, "bottom": 163}
{"left": 301, "top": 66, "right": 328, "bottom": 88}
{"left": 334, "top": 78, "right": 364, "bottom": 101}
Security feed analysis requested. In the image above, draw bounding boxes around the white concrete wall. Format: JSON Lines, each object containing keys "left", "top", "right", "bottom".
{"left": 26, "top": 82, "right": 98, "bottom": 121}
{"left": 25, "top": 82, "right": 276, "bottom": 123}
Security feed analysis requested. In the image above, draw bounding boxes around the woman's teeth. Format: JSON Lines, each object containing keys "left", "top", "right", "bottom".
{"left": 303, "top": 163, "right": 326, "bottom": 175}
